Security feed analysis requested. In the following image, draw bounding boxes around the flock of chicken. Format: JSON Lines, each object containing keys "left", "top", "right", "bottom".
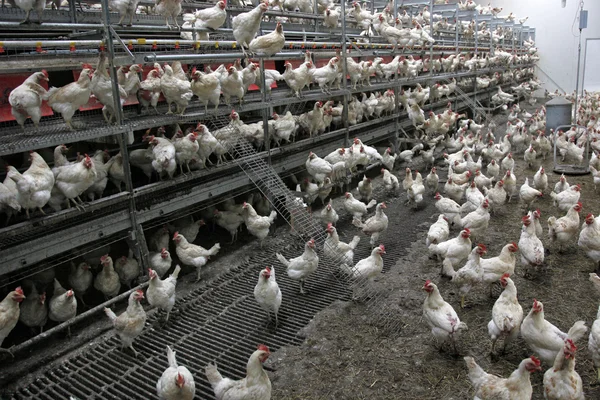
{"left": 1, "top": 51, "right": 536, "bottom": 225}
{"left": 10, "top": 90, "right": 600, "bottom": 398}
{"left": 6, "top": 0, "right": 537, "bottom": 136}
{"left": 415, "top": 92, "right": 600, "bottom": 399}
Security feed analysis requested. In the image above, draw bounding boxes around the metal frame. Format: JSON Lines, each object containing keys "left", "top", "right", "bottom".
{"left": 0, "top": 0, "right": 535, "bottom": 357}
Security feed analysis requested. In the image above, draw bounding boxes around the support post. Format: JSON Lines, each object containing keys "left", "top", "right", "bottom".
{"left": 259, "top": 58, "right": 271, "bottom": 165}
{"left": 101, "top": 0, "right": 146, "bottom": 271}
{"left": 341, "top": 0, "right": 349, "bottom": 148}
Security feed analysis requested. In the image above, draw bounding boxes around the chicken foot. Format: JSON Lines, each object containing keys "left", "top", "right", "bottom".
{"left": 299, "top": 279, "right": 306, "bottom": 294}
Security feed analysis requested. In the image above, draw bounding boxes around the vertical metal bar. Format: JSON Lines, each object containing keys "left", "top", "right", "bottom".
{"left": 429, "top": 0, "right": 433, "bottom": 77}
{"left": 574, "top": 29, "right": 583, "bottom": 121}
{"left": 582, "top": 38, "right": 591, "bottom": 97}
{"left": 454, "top": 8, "right": 459, "bottom": 56}
{"left": 259, "top": 59, "right": 271, "bottom": 164}
{"left": 68, "top": 0, "right": 77, "bottom": 24}
{"left": 341, "top": 0, "right": 349, "bottom": 148}
{"left": 313, "top": 0, "right": 318, "bottom": 32}
{"left": 101, "top": 1, "right": 146, "bottom": 271}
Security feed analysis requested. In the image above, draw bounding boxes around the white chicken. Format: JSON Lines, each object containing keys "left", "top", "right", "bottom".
{"left": 579, "top": 213, "right": 600, "bottom": 271}
{"left": 550, "top": 184, "right": 581, "bottom": 212}
{"left": 249, "top": 22, "right": 285, "bottom": 56}
{"left": 543, "top": 339, "right": 584, "bottom": 400}
{"left": 422, "top": 280, "right": 468, "bottom": 352}
{"left": 381, "top": 168, "right": 399, "bottom": 191}
{"left": 9, "top": 70, "right": 48, "bottom": 130}
{"left": 173, "top": 232, "right": 220, "bottom": 281}
{"left": 205, "top": 345, "right": 271, "bottom": 400}
{"left": 547, "top": 201, "right": 582, "bottom": 252}
{"left": 253, "top": 266, "right": 282, "bottom": 327}
{"left": 7, "top": 151, "right": 55, "bottom": 218}
{"left": 241, "top": 202, "right": 277, "bottom": 247}
{"left": 442, "top": 244, "right": 486, "bottom": 308}
{"left": 161, "top": 64, "right": 193, "bottom": 115}
{"left": 426, "top": 214, "right": 449, "bottom": 247}
{"left": 324, "top": 223, "right": 360, "bottom": 265}
{"left": 232, "top": 3, "right": 269, "bottom": 55}
{"left": 464, "top": 355, "right": 541, "bottom": 400}
{"left": 147, "top": 265, "right": 181, "bottom": 322}
{"left": 521, "top": 299, "right": 587, "bottom": 365}
{"left": 340, "top": 245, "right": 386, "bottom": 281}
{"left": 276, "top": 239, "right": 319, "bottom": 294}
{"left": 155, "top": 0, "right": 182, "bottom": 29}
{"left": 487, "top": 274, "right": 523, "bottom": 354}
{"left": 519, "top": 214, "right": 544, "bottom": 274}
{"left": 352, "top": 202, "right": 388, "bottom": 247}
{"left": 148, "top": 136, "right": 177, "bottom": 180}
{"left": 157, "top": 346, "right": 195, "bottom": 400}
{"left": 47, "top": 67, "right": 93, "bottom": 130}
{"left": 343, "top": 192, "right": 376, "bottom": 219}
{"left": 429, "top": 228, "right": 472, "bottom": 268}
{"left": 433, "top": 193, "right": 461, "bottom": 226}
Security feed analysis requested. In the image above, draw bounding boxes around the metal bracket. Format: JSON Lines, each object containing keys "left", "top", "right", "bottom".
{"left": 109, "top": 26, "right": 135, "bottom": 61}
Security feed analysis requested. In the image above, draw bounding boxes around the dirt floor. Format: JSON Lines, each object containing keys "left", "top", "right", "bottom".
{"left": 266, "top": 101, "right": 600, "bottom": 400}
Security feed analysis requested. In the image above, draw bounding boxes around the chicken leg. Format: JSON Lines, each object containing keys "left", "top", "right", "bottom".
{"left": 299, "top": 278, "right": 306, "bottom": 294}
{"left": 19, "top": 9, "right": 32, "bottom": 24}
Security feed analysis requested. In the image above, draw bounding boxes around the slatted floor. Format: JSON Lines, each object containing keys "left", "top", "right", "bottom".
{"left": 7, "top": 175, "right": 432, "bottom": 399}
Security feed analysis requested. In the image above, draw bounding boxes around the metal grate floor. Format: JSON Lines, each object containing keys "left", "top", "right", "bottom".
{"left": 6, "top": 177, "right": 429, "bottom": 399}
{"left": 9, "top": 238, "right": 352, "bottom": 399}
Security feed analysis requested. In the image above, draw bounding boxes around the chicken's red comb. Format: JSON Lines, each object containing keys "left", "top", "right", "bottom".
{"left": 265, "top": 266, "right": 271, "bottom": 273}
{"left": 501, "top": 273, "right": 510, "bottom": 279}
{"left": 81, "top": 63, "right": 94, "bottom": 70}
{"left": 100, "top": 254, "right": 109, "bottom": 261}
{"left": 257, "top": 344, "right": 270, "bottom": 353}
{"left": 173, "top": 231, "right": 179, "bottom": 239}
{"left": 136, "top": 289, "right": 144, "bottom": 296}
{"left": 41, "top": 69, "right": 49, "bottom": 77}
{"left": 424, "top": 279, "right": 432, "bottom": 286}
{"left": 15, "top": 286, "right": 24, "bottom": 296}
{"left": 477, "top": 243, "right": 487, "bottom": 251}
{"left": 530, "top": 356, "right": 541, "bottom": 367}
{"left": 379, "top": 244, "right": 385, "bottom": 252}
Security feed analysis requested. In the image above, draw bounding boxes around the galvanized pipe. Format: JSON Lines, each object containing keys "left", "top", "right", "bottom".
{"left": 143, "top": 51, "right": 305, "bottom": 63}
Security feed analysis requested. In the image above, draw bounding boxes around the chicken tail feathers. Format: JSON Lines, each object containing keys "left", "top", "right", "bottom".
{"left": 166, "top": 345, "right": 178, "bottom": 368}
{"left": 205, "top": 363, "right": 223, "bottom": 389}
{"left": 567, "top": 320, "right": 588, "bottom": 343}
{"left": 366, "top": 199, "right": 377, "bottom": 209}
{"left": 45, "top": 86, "right": 59, "bottom": 102}
{"left": 441, "top": 258, "right": 455, "bottom": 278}
{"left": 209, "top": 243, "right": 221, "bottom": 256}
{"left": 171, "top": 265, "right": 182, "bottom": 279}
{"left": 275, "top": 253, "right": 289, "bottom": 268}
{"left": 348, "top": 235, "right": 361, "bottom": 250}
{"left": 103, "top": 307, "right": 117, "bottom": 322}
{"left": 268, "top": 210, "right": 277, "bottom": 223}
{"left": 351, "top": 217, "right": 364, "bottom": 229}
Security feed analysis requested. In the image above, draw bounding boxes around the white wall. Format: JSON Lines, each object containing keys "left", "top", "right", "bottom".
{"left": 474, "top": 0, "right": 600, "bottom": 93}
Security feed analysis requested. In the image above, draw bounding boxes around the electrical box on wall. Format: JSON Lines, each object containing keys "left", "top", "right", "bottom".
{"left": 580, "top": 10, "right": 588, "bottom": 29}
